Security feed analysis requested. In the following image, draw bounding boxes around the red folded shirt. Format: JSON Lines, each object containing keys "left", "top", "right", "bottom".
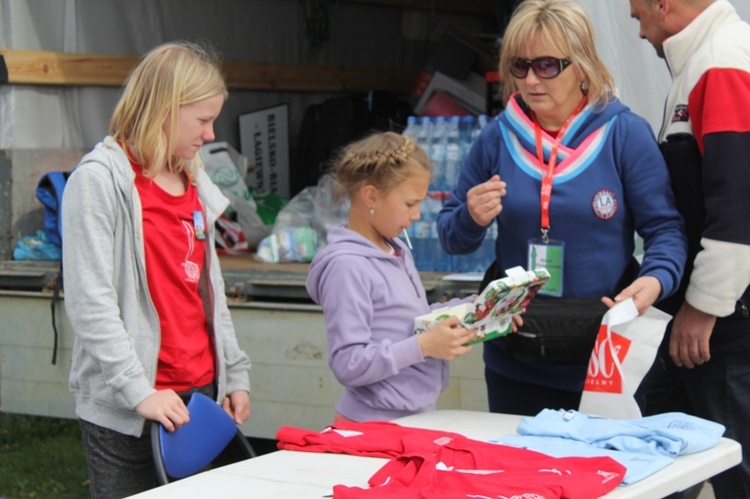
{"left": 277, "top": 420, "right": 466, "bottom": 459}
{"left": 276, "top": 420, "right": 626, "bottom": 498}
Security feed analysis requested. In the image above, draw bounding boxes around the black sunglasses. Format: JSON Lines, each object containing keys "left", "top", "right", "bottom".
{"left": 510, "top": 56, "right": 572, "bottom": 79}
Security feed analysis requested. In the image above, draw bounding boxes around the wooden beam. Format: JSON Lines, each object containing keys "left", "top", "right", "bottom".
{"left": 0, "top": 49, "right": 135, "bottom": 86}
{"left": 222, "top": 60, "right": 419, "bottom": 93}
{"left": 0, "top": 49, "right": 420, "bottom": 94}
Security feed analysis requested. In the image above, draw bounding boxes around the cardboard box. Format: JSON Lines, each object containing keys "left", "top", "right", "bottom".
{"left": 239, "top": 103, "right": 290, "bottom": 199}
{"left": 414, "top": 71, "right": 486, "bottom": 116}
{"left": 409, "top": 28, "right": 497, "bottom": 115}
{"left": 414, "top": 266, "right": 550, "bottom": 345}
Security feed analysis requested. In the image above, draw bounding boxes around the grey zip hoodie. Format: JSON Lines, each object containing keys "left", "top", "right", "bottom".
{"left": 62, "top": 137, "right": 251, "bottom": 437}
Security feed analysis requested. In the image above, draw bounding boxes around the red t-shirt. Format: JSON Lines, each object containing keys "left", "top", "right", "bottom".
{"left": 277, "top": 421, "right": 625, "bottom": 498}
{"left": 132, "top": 163, "right": 215, "bottom": 391}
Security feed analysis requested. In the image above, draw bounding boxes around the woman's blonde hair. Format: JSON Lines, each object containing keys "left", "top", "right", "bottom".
{"left": 499, "top": 0, "right": 616, "bottom": 107}
{"left": 331, "top": 131, "right": 430, "bottom": 196}
{"left": 110, "top": 41, "right": 227, "bottom": 179}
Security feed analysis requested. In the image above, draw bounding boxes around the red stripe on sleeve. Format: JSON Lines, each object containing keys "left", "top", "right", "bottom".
{"left": 689, "top": 68, "right": 750, "bottom": 153}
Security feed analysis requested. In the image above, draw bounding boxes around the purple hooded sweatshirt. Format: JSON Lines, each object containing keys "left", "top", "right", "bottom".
{"left": 306, "top": 225, "right": 468, "bottom": 422}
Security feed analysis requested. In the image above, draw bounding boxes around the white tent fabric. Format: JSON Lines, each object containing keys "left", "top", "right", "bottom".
{"left": 579, "top": 0, "right": 673, "bottom": 135}
{"left": 0, "top": 0, "right": 748, "bottom": 149}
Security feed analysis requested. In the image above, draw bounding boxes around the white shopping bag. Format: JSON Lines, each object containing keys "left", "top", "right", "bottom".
{"left": 578, "top": 298, "right": 671, "bottom": 419}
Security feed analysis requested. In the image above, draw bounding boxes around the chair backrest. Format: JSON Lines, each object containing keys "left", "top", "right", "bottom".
{"left": 151, "top": 392, "right": 255, "bottom": 484}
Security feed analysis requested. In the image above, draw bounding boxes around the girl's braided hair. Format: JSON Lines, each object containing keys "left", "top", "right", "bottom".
{"left": 331, "top": 131, "right": 431, "bottom": 196}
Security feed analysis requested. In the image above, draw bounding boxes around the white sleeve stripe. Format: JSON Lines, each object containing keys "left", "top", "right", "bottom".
{"left": 686, "top": 238, "right": 750, "bottom": 317}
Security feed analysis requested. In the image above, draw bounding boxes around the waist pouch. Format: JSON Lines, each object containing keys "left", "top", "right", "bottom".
{"left": 508, "top": 297, "right": 609, "bottom": 365}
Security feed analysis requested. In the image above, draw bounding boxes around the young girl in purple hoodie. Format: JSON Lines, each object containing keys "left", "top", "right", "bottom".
{"left": 305, "top": 131, "right": 476, "bottom": 423}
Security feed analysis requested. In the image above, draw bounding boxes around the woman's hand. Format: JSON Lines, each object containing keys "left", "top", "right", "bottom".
{"left": 467, "top": 175, "right": 507, "bottom": 226}
{"left": 135, "top": 389, "right": 189, "bottom": 432}
{"left": 601, "top": 275, "right": 662, "bottom": 315}
{"left": 418, "top": 316, "right": 475, "bottom": 360}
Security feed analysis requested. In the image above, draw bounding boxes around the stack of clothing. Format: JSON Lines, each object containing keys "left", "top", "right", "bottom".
{"left": 277, "top": 420, "right": 625, "bottom": 498}
{"left": 492, "top": 409, "right": 726, "bottom": 485}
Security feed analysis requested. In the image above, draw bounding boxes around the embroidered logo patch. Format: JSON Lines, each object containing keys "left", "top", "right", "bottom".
{"left": 592, "top": 189, "right": 618, "bottom": 220}
{"left": 671, "top": 104, "right": 689, "bottom": 123}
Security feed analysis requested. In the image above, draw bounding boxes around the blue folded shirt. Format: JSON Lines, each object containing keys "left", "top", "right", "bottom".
{"left": 516, "top": 409, "right": 725, "bottom": 457}
{"left": 487, "top": 409, "right": 725, "bottom": 485}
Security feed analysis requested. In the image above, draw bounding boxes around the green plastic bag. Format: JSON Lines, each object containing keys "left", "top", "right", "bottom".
{"left": 247, "top": 187, "right": 287, "bottom": 226}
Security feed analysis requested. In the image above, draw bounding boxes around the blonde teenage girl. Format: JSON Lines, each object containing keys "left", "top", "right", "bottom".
{"left": 62, "top": 41, "right": 251, "bottom": 498}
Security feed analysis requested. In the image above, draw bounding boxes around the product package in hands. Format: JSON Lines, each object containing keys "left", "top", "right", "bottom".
{"left": 414, "top": 266, "right": 550, "bottom": 345}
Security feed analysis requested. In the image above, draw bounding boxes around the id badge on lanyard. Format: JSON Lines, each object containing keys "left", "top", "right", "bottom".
{"left": 528, "top": 236, "right": 564, "bottom": 297}
{"left": 526, "top": 99, "right": 584, "bottom": 297}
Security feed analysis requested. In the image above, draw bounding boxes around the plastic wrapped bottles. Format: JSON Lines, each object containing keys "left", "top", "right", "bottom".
{"left": 415, "top": 116, "right": 433, "bottom": 155}
{"left": 443, "top": 116, "right": 462, "bottom": 191}
{"left": 401, "top": 114, "right": 493, "bottom": 272}
{"left": 410, "top": 221, "right": 433, "bottom": 272}
{"left": 402, "top": 115, "right": 419, "bottom": 139}
{"left": 428, "top": 116, "right": 447, "bottom": 191}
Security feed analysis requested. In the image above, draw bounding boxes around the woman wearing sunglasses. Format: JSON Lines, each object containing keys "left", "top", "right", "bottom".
{"left": 437, "top": 0, "right": 687, "bottom": 417}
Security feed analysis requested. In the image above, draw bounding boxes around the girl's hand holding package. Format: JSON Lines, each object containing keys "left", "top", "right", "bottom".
{"left": 417, "top": 316, "right": 475, "bottom": 361}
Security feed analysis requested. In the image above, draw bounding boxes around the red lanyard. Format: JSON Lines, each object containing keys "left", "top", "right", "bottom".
{"left": 533, "top": 97, "right": 587, "bottom": 243}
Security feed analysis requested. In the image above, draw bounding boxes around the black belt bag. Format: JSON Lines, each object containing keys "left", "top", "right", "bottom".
{"left": 478, "top": 259, "right": 639, "bottom": 365}
{"left": 508, "top": 298, "right": 608, "bottom": 365}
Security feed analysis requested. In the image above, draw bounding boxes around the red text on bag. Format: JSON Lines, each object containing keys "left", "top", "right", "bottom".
{"left": 585, "top": 326, "right": 632, "bottom": 394}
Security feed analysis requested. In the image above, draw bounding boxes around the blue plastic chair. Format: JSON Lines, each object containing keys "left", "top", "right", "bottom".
{"left": 150, "top": 392, "right": 255, "bottom": 484}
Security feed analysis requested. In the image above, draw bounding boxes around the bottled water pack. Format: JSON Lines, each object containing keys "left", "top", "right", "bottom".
{"left": 401, "top": 114, "right": 494, "bottom": 273}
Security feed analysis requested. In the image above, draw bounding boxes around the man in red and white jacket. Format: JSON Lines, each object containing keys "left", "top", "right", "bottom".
{"left": 629, "top": 1, "right": 750, "bottom": 497}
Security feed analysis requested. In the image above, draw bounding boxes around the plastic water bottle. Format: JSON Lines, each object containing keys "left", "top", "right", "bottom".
{"left": 402, "top": 115, "right": 419, "bottom": 140}
{"left": 415, "top": 116, "right": 433, "bottom": 156}
{"left": 428, "top": 117, "right": 447, "bottom": 191}
{"left": 459, "top": 115, "right": 476, "bottom": 163}
{"left": 411, "top": 221, "right": 433, "bottom": 271}
{"left": 430, "top": 221, "right": 452, "bottom": 271}
{"left": 420, "top": 191, "right": 442, "bottom": 222}
{"left": 431, "top": 192, "right": 453, "bottom": 271}
{"left": 475, "top": 114, "right": 489, "bottom": 142}
{"left": 443, "top": 116, "right": 462, "bottom": 191}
